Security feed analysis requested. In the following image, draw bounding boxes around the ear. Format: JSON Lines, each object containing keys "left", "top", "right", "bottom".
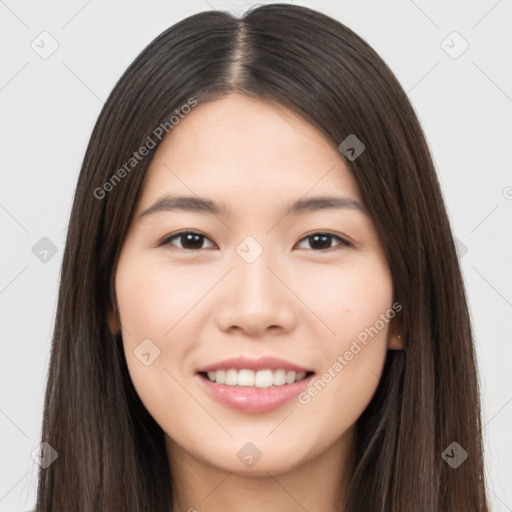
{"left": 387, "top": 310, "right": 404, "bottom": 350}
{"left": 388, "top": 332, "right": 404, "bottom": 350}
{"left": 107, "top": 303, "right": 121, "bottom": 335}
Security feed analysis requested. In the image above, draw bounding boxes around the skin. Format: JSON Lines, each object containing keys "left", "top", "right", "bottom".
{"left": 111, "top": 93, "right": 403, "bottom": 512}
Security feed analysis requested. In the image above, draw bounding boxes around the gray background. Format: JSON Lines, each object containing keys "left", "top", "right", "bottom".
{"left": 1, "top": 0, "right": 511, "bottom": 510}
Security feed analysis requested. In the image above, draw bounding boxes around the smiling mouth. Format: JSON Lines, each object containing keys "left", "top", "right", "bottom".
{"left": 198, "top": 369, "right": 315, "bottom": 388}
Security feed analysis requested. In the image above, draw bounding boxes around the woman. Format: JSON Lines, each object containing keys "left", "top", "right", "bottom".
{"left": 35, "top": 3, "right": 488, "bottom": 511}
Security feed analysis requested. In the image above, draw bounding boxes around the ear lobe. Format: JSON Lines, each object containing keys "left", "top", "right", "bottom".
{"left": 107, "top": 306, "right": 120, "bottom": 335}
{"left": 388, "top": 332, "right": 404, "bottom": 350}
{"left": 388, "top": 309, "right": 405, "bottom": 350}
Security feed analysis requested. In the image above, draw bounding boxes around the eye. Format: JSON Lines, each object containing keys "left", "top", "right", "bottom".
{"left": 159, "top": 231, "right": 216, "bottom": 250}
{"left": 295, "top": 232, "right": 351, "bottom": 251}
{"left": 159, "top": 230, "right": 351, "bottom": 251}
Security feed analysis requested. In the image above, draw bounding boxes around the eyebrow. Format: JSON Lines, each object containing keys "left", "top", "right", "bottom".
{"left": 138, "top": 194, "right": 366, "bottom": 220}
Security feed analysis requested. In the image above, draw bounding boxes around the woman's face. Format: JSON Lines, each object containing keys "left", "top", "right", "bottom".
{"left": 113, "top": 93, "right": 401, "bottom": 475}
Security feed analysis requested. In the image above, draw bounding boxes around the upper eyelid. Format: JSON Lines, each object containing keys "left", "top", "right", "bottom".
{"left": 160, "top": 230, "right": 215, "bottom": 246}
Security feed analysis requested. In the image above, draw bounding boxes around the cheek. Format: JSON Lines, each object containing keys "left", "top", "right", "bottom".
{"left": 294, "top": 257, "right": 393, "bottom": 427}
{"left": 302, "top": 335, "right": 388, "bottom": 429}
{"left": 115, "top": 255, "right": 210, "bottom": 339}
{"left": 298, "top": 256, "right": 393, "bottom": 339}
{"left": 114, "top": 253, "right": 215, "bottom": 425}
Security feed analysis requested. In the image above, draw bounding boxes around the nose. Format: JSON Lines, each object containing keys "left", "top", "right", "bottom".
{"left": 214, "top": 248, "right": 297, "bottom": 337}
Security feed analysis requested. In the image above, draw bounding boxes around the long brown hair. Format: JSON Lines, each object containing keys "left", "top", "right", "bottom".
{"left": 36, "top": 4, "right": 488, "bottom": 511}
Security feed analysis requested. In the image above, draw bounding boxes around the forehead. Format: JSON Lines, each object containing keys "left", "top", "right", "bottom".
{"left": 136, "top": 93, "right": 362, "bottom": 214}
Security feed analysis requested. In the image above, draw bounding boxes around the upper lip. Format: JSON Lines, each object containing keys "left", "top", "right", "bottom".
{"left": 196, "top": 356, "right": 314, "bottom": 374}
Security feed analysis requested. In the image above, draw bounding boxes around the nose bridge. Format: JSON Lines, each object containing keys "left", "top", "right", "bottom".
{"left": 214, "top": 234, "right": 296, "bottom": 334}
{"left": 234, "top": 235, "right": 280, "bottom": 303}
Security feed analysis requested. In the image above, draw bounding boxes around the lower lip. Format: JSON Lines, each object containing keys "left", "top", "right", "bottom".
{"left": 196, "top": 373, "right": 314, "bottom": 414}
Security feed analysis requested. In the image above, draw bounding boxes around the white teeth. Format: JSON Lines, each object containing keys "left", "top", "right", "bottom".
{"left": 286, "top": 371, "right": 296, "bottom": 384}
{"left": 204, "top": 368, "right": 310, "bottom": 387}
{"left": 225, "top": 369, "right": 238, "bottom": 386}
{"left": 237, "top": 369, "right": 255, "bottom": 386}
{"left": 255, "top": 369, "right": 273, "bottom": 388}
{"left": 273, "top": 369, "right": 287, "bottom": 386}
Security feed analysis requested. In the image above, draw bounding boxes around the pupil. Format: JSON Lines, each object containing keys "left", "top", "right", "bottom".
{"left": 183, "top": 233, "right": 203, "bottom": 249}
{"left": 311, "top": 234, "right": 331, "bottom": 249}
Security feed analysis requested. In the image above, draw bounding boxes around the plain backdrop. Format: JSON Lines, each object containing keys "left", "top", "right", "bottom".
{"left": 1, "top": 0, "right": 511, "bottom": 510}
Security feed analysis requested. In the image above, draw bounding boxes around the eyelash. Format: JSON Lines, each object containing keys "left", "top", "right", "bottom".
{"left": 158, "top": 230, "right": 352, "bottom": 251}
